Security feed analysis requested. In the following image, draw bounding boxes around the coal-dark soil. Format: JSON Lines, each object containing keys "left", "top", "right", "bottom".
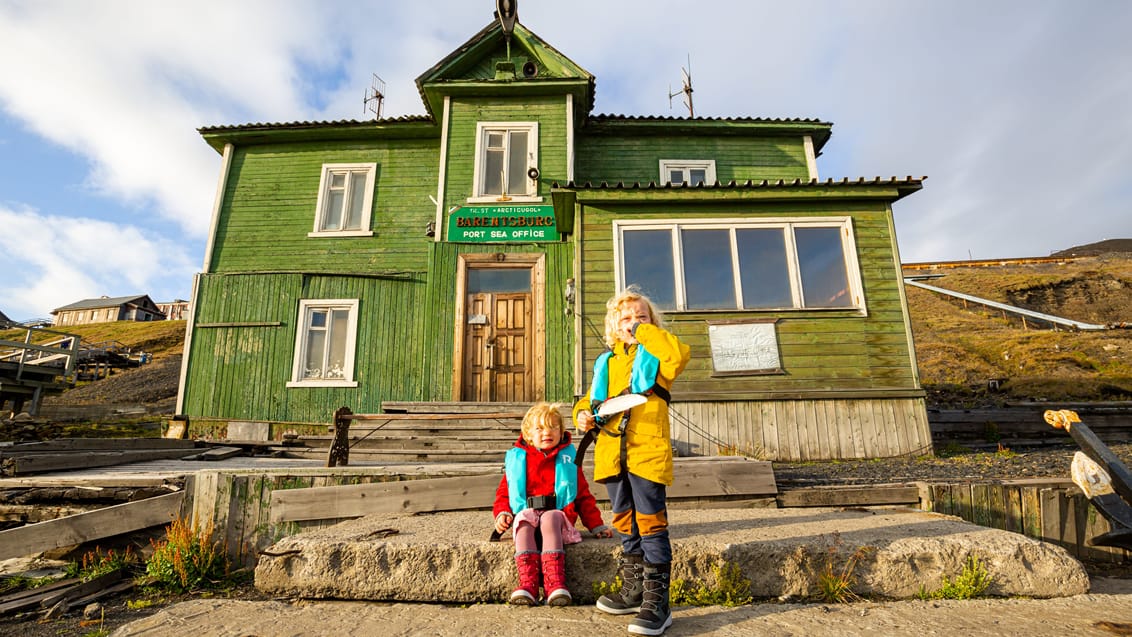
{"left": 41, "top": 354, "right": 181, "bottom": 408}
{"left": 773, "top": 442, "right": 1132, "bottom": 487}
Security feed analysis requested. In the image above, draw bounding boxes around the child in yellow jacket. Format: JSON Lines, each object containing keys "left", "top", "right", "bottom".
{"left": 573, "top": 287, "right": 690, "bottom": 636}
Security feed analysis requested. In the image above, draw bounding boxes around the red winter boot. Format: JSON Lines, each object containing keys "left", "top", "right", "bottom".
{"left": 542, "top": 550, "right": 572, "bottom": 606}
{"left": 510, "top": 551, "right": 541, "bottom": 605}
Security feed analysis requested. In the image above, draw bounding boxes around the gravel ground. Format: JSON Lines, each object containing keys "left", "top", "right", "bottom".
{"left": 773, "top": 442, "right": 1132, "bottom": 487}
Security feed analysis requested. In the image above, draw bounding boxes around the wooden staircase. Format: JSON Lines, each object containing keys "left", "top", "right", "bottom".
{"left": 289, "top": 402, "right": 557, "bottom": 464}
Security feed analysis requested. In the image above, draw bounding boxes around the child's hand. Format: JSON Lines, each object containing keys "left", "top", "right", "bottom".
{"left": 576, "top": 410, "right": 596, "bottom": 433}
{"left": 592, "top": 526, "right": 614, "bottom": 539}
{"left": 494, "top": 512, "right": 514, "bottom": 534}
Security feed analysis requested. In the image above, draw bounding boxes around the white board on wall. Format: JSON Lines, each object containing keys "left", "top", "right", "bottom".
{"left": 707, "top": 320, "right": 782, "bottom": 375}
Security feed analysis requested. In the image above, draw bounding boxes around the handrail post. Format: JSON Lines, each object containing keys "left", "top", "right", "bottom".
{"left": 327, "top": 406, "right": 353, "bottom": 467}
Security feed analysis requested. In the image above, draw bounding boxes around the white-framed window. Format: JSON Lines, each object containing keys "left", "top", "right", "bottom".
{"left": 309, "top": 163, "right": 376, "bottom": 237}
{"left": 470, "top": 122, "right": 539, "bottom": 202}
{"left": 287, "top": 299, "right": 360, "bottom": 387}
{"left": 659, "top": 159, "right": 716, "bottom": 186}
{"left": 614, "top": 217, "right": 865, "bottom": 313}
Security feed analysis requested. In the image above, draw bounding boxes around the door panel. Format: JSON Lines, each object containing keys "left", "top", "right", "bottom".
{"left": 491, "top": 293, "right": 531, "bottom": 402}
{"left": 462, "top": 288, "right": 533, "bottom": 402}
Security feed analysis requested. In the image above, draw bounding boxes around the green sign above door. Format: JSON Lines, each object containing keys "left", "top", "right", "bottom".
{"left": 447, "top": 205, "right": 558, "bottom": 243}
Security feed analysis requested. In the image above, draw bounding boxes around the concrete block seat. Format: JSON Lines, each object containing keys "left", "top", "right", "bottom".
{"left": 254, "top": 508, "right": 1089, "bottom": 603}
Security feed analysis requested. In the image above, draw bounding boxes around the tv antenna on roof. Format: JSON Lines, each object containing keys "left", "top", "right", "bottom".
{"left": 668, "top": 55, "right": 694, "bottom": 117}
{"left": 364, "top": 74, "right": 386, "bottom": 120}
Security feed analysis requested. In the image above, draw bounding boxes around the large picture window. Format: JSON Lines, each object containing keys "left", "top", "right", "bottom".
{"left": 615, "top": 218, "right": 864, "bottom": 312}
{"left": 287, "top": 299, "right": 359, "bottom": 387}
{"left": 471, "top": 122, "right": 539, "bottom": 202}
{"left": 310, "top": 163, "right": 376, "bottom": 237}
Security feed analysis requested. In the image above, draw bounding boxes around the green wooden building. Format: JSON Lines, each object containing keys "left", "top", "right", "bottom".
{"left": 176, "top": 13, "right": 930, "bottom": 461}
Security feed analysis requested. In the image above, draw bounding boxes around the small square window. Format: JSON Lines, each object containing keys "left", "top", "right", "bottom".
{"left": 309, "top": 163, "right": 376, "bottom": 237}
{"left": 287, "top": 299, "right": 360, "bottom": 387}
{"left": 659, "top": 159, "right": 716, "bottom": 186}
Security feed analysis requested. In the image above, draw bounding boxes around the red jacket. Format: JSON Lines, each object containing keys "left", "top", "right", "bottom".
{"left": 492, "top": 431, "right": 606, "bottom": 532}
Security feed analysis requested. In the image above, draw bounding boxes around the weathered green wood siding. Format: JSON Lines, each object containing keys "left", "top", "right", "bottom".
{"left": 576, "top": 200, "right": 917, "bottom": 398}
{"left": 575, "top": 134, "right": 811, "bottom": 185}
{"left": 209, "top": 138, "right": 440, "bottom": 273}
{"left": 182, "top": 271, "right": 428, "bottom": 422}
{"left": 443, "top": 96, "right": 568, "bottom": 206}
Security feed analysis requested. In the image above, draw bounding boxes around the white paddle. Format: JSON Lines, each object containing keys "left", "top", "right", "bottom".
{"left": 596, "top": 393, "right": 648, "bottom": 419}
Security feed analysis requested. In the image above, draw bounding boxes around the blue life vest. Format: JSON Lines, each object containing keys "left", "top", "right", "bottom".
{"left": 505, "top": 445, "right": 578, "bottom": 513}
{"left": 589, "top": 345, "right": 660, "bottom": 403}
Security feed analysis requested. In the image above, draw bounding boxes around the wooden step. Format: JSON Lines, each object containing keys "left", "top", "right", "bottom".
{"left": 278, "top": 447, "right": 508, "bottom": 463}
{"left": 297, "top": 435, "right": 515, "bottom": 451}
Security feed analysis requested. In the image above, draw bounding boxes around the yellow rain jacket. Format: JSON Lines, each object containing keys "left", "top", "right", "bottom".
{"left": 572, "top": 323, "right": 691, "bottom": 486}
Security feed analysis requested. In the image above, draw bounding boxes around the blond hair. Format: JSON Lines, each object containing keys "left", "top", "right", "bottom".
{"left": 602, "top": 286, "right": 665, "bottom": 349}
{"left": 521, "top": 402, "right": 566, "bottom": 444}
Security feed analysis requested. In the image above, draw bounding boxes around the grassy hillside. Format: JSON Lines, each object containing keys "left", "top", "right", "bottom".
{"left": 0, "top": 320, "right": 186, "bottom": 359}
{"left": 905, "top": 252, "right": 1132, "bottom": 405}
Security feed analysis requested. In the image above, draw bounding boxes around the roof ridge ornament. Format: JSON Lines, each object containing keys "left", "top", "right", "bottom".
{"left": 495, "top": 0, "right": 518, "bottom": 56}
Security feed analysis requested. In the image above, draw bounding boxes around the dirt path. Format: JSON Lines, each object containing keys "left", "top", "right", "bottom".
{"left": 109, "top": 590, "right": 1132, "bottom": 637}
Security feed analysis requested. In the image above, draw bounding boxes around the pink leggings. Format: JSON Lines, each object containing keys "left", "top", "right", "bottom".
{"left": 514, "top": 509, "right": 566, "bottom": 553}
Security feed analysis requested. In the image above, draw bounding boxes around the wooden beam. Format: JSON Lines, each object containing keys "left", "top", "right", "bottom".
{"left": 1, "top": 449, "right": 201, "bottom": 475}
{"left": 776, "top": 484, "right": 921, "bottom": 508}
{"left": 0, "top": 492, "right": 183, "bottom": 560}
{"left": 271, "top": 459, "right": 776, "bottom": 523}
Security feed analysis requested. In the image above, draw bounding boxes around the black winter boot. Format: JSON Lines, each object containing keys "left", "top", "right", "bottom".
{"left": 596, "top": 553, "right": 644, "bottom": 615}
{"left": 628, "top": 562, "right": 671, "bottom": 636}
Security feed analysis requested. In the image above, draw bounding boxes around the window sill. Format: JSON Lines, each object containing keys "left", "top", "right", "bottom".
{"left": 286, "top": 380, "right": 359, "bottom": 388}
{"left": 307, "top": 230, "right": 374, "bottom": 238}
{"left": 465, "top": 195, "right": 544, "bottom": 204}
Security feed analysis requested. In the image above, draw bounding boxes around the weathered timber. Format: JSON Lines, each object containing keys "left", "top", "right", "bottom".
{"left": 1, "top": 448, "right": 203, "bottom": 475}
{"left": 0, "top": 491, "right": 183, "bottom": 559}
{"left": 0, "top": 438, "right": 198, "bottom": 453}
{"left": 186, "top": 446, "right": 245, "bottom": 461}
{"left": 0, "top": 577, "right": 81, "bottom": 616}
{"left": 776, "top": 484, "right": 920, "bottom": 508}
{"left": 271, "top": 458, "right": 776, "bottom": 523}
{"left": 39, "top": 568, "right": 125, "bottom": 609}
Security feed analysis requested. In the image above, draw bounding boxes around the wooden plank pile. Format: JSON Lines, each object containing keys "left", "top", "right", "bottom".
{"left": 0, "top": 438, "right": 201, "bottom": 476}
{"left": 0, "top": 492, "right": 184, "bottom": 560}
{"left": 0, "top": 568, "right": 133, "bottom": 619}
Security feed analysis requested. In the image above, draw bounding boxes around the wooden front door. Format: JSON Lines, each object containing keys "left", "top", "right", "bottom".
{"left": 454, "top": 254, "right": 546, "bottom": 403}
{"left": 464, "top": 291, "right": 532, "bottom": 402}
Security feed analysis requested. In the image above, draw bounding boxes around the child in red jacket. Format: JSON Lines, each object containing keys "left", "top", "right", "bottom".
{"left": 494, "top": 402, "right": 612, "bottom": 606}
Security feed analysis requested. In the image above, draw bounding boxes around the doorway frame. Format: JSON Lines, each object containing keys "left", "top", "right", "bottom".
{"left": 452, "top": 252, "right": 547, "bottom": 402}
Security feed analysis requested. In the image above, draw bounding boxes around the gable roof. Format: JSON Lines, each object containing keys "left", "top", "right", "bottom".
{"left": 51, "top": 294, "right": 159, "bottom": 314}
{"left": 415, "top": 20, "right": 595, "bottom": 120}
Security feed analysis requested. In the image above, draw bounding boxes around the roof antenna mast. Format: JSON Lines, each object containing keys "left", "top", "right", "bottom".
{"left": 496, "top": 0, "right": 518, "bottom": 59}
{"left": 668, "top": 55, "right": 694, "bottom": 117}
{"left": 364, "top": 74, "right": 385, "bottom": 120}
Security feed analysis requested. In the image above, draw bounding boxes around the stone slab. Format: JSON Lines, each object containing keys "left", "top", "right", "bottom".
{"left": 254, "top": 507, "right": 1089, "bottom": 603}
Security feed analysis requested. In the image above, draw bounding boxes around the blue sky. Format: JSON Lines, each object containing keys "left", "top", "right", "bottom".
{"left": 1, "top": 0, "right": 1130, "bottom": 322}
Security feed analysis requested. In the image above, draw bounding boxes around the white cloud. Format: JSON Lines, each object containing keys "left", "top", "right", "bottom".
{"left": 0, "top": 0, "right": 1130, "bottom": 302}
{"left": 0, "top": 205, "right": 197, "bottom": 320}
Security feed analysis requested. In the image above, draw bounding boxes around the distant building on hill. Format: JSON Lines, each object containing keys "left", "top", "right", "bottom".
{"left": 52, "top": 295, "right": 166, "bottom": 326}
{"left": 156, "top": 299, "right": 190, "bottom": 321}
{"left": 0, "top": 308, "right": 12, "bottom": 328}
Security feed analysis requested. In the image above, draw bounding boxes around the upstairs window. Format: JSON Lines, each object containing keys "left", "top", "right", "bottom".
{"left": 288, "top": 299, "right": 360, "bottom": 387}
{"left": 659, "top": 159, "right": 716, "bottom": 186}
{"left": 472, "top": 122, "right": 539, "bottom": 202}
{"left": 615, "top": 218, "right": 864, "bottom": 313}
{"left": 310, "top": 163, "right": 376, "bottom": 237}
